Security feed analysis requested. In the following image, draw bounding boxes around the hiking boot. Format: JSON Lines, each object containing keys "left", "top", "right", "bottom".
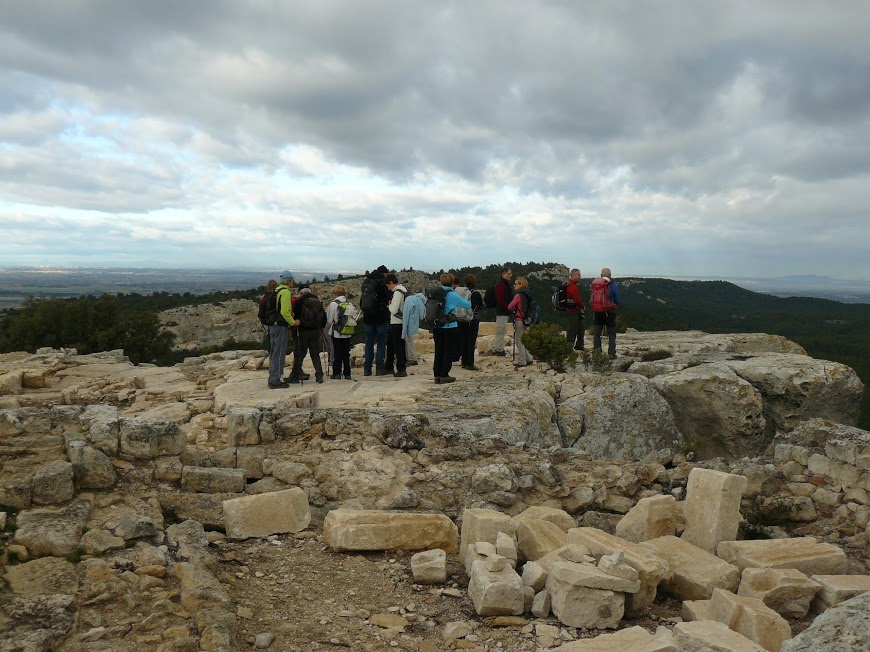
{"left": 375, "top": 369, "right": 389, "bottom": 376}
{"left": 393, "top": 370, "right": 408, "bottom": 378}
{"left": 363, "top": 370, "right": 372, "bottom": 377}
{"left": 287, "top": 377, "right": 301, "bottom": 384}
{"left": 440, "top": 376, "right": 456, "bottom": 383}
{"left": 574, "top": 345, "right": 585, "bottom": 351}
{"left": 462, "top": 365, "right": 481, "bottom": 371}
{"left": 315, "top": 376, "right": 324, "bottom": 384}
{"left": 344, "top": 374, "right": 353, "bottom": 380}
{"left": 609, "top": 354, "right": 618, "bottom": 360}
{"left": 491, "top": 350, "right": 507, "bottom": 357}
{"left": 302, "top": 373, "right": 311, "bottom": 380}
{"left": 383, "top": 367, "right": 395, "bottom": 374}
{"left": 268, "top": 382, "right": 289, "bottom": 389}
{"left": 434, "top": 377, "right": 441, "bottom": 384}
{"left": 407, "top": 360, "right": 419, "bottom": 366}
{"left": 283, "top": 374, "right": 310, "bottom": 383}
{"left": 330, "top": 374, "right": 342, "bottom": 380}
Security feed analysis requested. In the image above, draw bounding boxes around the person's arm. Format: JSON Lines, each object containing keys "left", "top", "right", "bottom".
{"left": 388, "top": 291, "right": 402, "bottom": 318}
{"left": 567, "top": 284, "right": 581, "bottom": 308}
{"left": 610, "top": 284, "right": 620, "bottom": 306}
{"left": 279, "top": 290, "right": 296, "bottom": 326}
{"left": 507, "top": 294, "right": 522, "bottom": 314}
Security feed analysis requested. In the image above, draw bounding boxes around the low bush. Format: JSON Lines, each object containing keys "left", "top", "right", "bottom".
{"left": 521, "top": 322, "right": 578, "bottom": 372}
{"left": 640, "top": 349, "right": 673, "bottom": 362}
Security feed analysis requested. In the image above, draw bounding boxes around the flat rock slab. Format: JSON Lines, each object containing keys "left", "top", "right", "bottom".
{"left": 717, "top": 538, "right": 849, "bottom": 575}
{"left": 182, "top": 466, "right": 246, "bottom": 493}
{"left": 810, "top": 574, "right": 870, "bottom": 612}
{"left": 641, "top": 535, "right": 739, "bottom": 601}
{"left": 14, "top": 497, "right": 92, "bottom": 557}
{"left": 222, "top": 488, "right": 311, "bottom": 539}
{"left": 548, "top": 559, "right": 640, "bottom": 593}
{"left": 323, "top": 509, "right": 459, "bottom": 553}
{"left": 3, "top": 557, "right": 78, "bottom": 596}
{"left": 558, "top": 625, "right": 678, "bottom": 651}
{"left": 674, "top": 620, "right": 766, "bottom": 651}
{"left": 707, "top": 588, "right": 792, "bottom": 652}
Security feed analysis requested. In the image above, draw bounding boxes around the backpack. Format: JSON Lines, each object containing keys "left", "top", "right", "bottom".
{"left": 520, "top": 292, "right": 541, "bottom": 326}
{"left": 483, "top": 284, "right": 497, "bottom": 309}
{"left": 591, "top": 277, "right": 615, "bottom": 312}
{"left": 332, "top": 300, "right": 358, "bottom": 336}
{"left": 453, "top": 287, "right": 474, "bottom": 322}
{"left": 298, "top": 295, "right": 325, "bottom": 329}
{"left": 258, "top": 289, "right": 279, "bottom": 326}
{"left": 424, "top": 287, "right": 456, "bottom": 328}
{"left": 392, "top": 288, "right": 408, "bottom": 318}
{"left": 552, "top": 282, "right": 575, "bottom": 312}
{"left": 360, "top": 278, "right": 381, "bottom": 315}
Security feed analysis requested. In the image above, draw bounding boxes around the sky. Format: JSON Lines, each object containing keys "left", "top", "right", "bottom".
{"left": 1, "top": 1, "right": 869, "bottom": 279}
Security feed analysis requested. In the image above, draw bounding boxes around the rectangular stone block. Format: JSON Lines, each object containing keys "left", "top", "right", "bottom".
{"left": 737, "top": 568, "right": 820, "bottom": 618}
{"left": 323, "top": 509, "right": 459, "bottom": 553}
{"left": 120, "top": 418, "right": 186, "bottom": 460}
{"left": 411, "top": 548, "right": 447, "bottom": 585}
{"left": 558, "top": 626, "right": 678, "bottom": 651}
{"left": 468, "top": 559, "right": 523, "bottom": 616}
{"left": 682, "top": 599, "right": 712, "bottom": 621}
{"left": 227, "top": 406, "right": 262, "bottom": 446}
{"left": 516, "top": 519, "right": 567, "bottom": 561}
{"left": 716, "top": 538, "right": 849, "bottom": 575}
{"left": 512, "top": 506, "right": 575, "bottom": 532}
{"left": 707, "top": 588, "right": 792, "bottom": 652}
{"left": 673, "top": 621, "right": 766, "bottom": 652}
{"left": 641, "top": 535, "right": 739, "bottom": 601}
{"left": 547, "top": 572, "right": 624, "bottom": 629}
{"left": 567, "top": 527, "right": 670, "bottom": 616}
{"left": 536, "top": 544, "right": 595, "bottom": 572}
{"left": 548, "top": 559, "right": 640, "bottom": 594}
{"left": 459, "top": 508, "right": 515, "bottom": 567}
{"left": 681, "top": 468, "right": 747, "bottom": 553}
{"left": 222, "top": 488, "right": 310, "bottom": 540}
{"left": 615, "top": 494, "right": 676, "bottom": 543}
{"left": 810, "top": 574, "right": 870, "bottom": 612}
{"left": 181, "top": 466, "right": 246, "bottom": 493}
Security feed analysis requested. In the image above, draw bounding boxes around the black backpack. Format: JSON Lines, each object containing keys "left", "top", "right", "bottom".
{"left": 524, "top": 294, "right": 542, "bottom": 326}
{"left": 298, "top": 295, "right": 325, "bottom": 329}
{"left": 258, "top": 290, "right": 279, "bottom": 326}
{"left": 360, "top": 278, "right": 381, "bottom": 315}
{"left": 425, "top": 287, "right": 456, "bottom": 328}
{"left": 483, "top": 284, "right": 497, "bottom": 309}
{"left": 552, "top": 282, "right": 575, "bottom": 312}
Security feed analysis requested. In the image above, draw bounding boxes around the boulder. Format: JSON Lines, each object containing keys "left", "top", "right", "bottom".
{"left": 641, "top": 535, "right": 739, "bottom": 601}
{"left": 222, "top": 488, "right": 311, "bottom": 539}
{"left": 681, "top": 468, "right": 747, "bottom": 554}
{"left": 521, "top": 561, "right": 548, "bottom": 592}
{"left": 706, "top": 588, "right": 792, "bottom": 652}
{"left": 717, "top": 538, "right": 849, "bottom": 575}
{"left": 737, "top": 568, "right": 820, "bottom": 618}
{"left": 80, "top": 528, "right": 126, "bottom": 555}
{"left": 495, "top": 530, "right": 518, "bottom": 563}
{"left": 67, "top": 442, "right": 116, "bottom": 489}
{"left": 468, "top": 559, "right": 524, "bottom": 616}
{"left": 558, "top": 626, "right": 678, "bottom": 651}
{"left": 119, "top": 418, "right": 186, "bottom": 459}
{"left": 227, "top": 406, "right": 262, "bottom": 446}
{"left": 81, "top": 404, "right": 120, "bottom": 455}
{"left": 559, "top": 372, "right": 683, "bottom": 459}
{"left": 781, "top": 592, "right": 870, "bottom": 651}
{"left": 411, "top": 548, "right": 447, "bottom": 584}
{"left": 14, "top": 497, "right": 91, "bottom": 557}
{"left": 3, "top": 557, "right": 78, "bottom": 596}
{"left": 181, "top": 466, "right": 246, "bottom": 493}
{"left": 650, "top": 362, "right": 766, "bottom": 459}
{"left": 515, "top": 519, "right": 567, "bottom": 561}
{"left": 615, "top": 494, "right": 676, "bottom": 543}
{"left": 673, "top": 620, "right": 766, "bottom": 652}
{"left": 31, "top": 460, "right": 74, "bottom": 505}
{"left": 323, "top": 509, "right": 459, "bottom": 553}
{"left": 547, "top": 567, "right": 624, "bottom": 629}
{"left": 567, "top": 527, "right": 671, "bottom": 616}
{"left": 175, "top": 562, "right": 232, "bottom": 613}
{"left": 512, "top": 506, "right": 575, "bottom": 532}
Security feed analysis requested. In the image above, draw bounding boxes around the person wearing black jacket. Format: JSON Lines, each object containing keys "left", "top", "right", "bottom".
{"left": 288, "top": 287, "right": 326, "bottom": 383}
{"left": 361, "top": 265, "right": 391, "bottom": 376}
{"left": 457, "top": 274, "right": 483, "bottom": 370}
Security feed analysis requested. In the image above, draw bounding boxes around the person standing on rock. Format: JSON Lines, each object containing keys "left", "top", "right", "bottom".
{"left": 289, "top": 286, "right": 326, "bottom": 383}
{"left": 384, "top": 273, "right": 409, "bottom": 377}
{"left": 433, "top": 272, "right": 471, "bottom": 384}
{"left": 565, "top": 268, "right": 587, "bottom": 351}
{"left": 455, "top": 274, "right": 483, "bottom": 371}
{"left": 326, "top": 284, "right": 354, "bottom": 380}
{"left": 360, "top": 265, "right": 391, "bottom": 376}
{"left": 487, "top": 267, "right": 514, "bottom": 356}
{"left": 591, "top": 267, "right": 621, "bottom": 360}
{"left": 268, "top": 272, "right": 296, "bottom": 389}
{"left": 507, "top": 276, "right": 535, "bottom": 368}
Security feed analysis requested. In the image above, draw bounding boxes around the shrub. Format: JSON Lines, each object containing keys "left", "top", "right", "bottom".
{"left": 640, "top": 349, "right": 673, "bottom": 362}
{"left": 521, "top": 323, "right": 578, "bottom": 372}
{"left": 590, "top": 350, "right": 612, "bottom": 373}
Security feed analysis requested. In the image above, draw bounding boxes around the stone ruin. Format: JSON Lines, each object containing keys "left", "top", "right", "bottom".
{"left": 0, "top": 329, "right": 868, "bottom": 651}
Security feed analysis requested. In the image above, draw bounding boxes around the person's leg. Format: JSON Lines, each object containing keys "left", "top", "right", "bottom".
{"left": 433, "top": 329, "right": 444, "bottom": 378}
{"left": 391, "top": 324, "right": 407, "bottom": 373}
{"left": 342, "top": 337, "right": 352, "bottom": 377}
{"left": 593, "top": 313, "right": 604, "bottom": 352}
{"left": 289, "top": 330, "right": 308, "bottom": 381}
{"left": 576, "top": 313, "right": 585, "bottom": 350}
{"left": 514, "top": 320, "right": 528, "bottom": 366}
{"left": 268, "top": 326, "right": 287, "bottom": 385}
{"left": 364, "top": 322, "right": 375, "bottom": 374}
{"left": 607, "top": 313, "right": 617, "bottom": 359}
{"left": 405, "top": 335, "right": 417, "bottom": 363}
{"left": 453, "top": 322, "right": 465, "bottom": 362}
{"left": 384, "top": 324, "right": 395, "bottom": 372}
{"left": 468, "top": 320, "right": 479, "bottom": 367}
{"left": 331, "top": 336, "right": 342, "bottom": 377}
{"left": 375, "top": 322, "right": 388, "bottom": 371}
{"left": 442, "top": 328, "right": 457, "bottom": 378}
{"left": 305, "top": 330, "right": 324, "bottom": 380}
{"left": 492, "top": 315, "right": 508, "bottom": 353}
{"left": 566, "top": 311, "right": 578, "bottom": 347}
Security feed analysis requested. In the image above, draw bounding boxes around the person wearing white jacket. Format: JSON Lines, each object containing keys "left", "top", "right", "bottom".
{"left": 384, "top": 273, "right": 408, "bottom": 377}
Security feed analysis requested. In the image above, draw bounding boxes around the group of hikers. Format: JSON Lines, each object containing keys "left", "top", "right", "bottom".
{"left": 259, "top": 266, "right": 620, "bottom": 389}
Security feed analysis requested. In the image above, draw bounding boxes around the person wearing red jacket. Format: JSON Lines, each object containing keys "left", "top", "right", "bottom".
{"left": 565, "top": 268, "right": 586, "bottom": 351}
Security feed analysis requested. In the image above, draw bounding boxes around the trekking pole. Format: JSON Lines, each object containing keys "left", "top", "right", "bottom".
{"left": 512, "top": 321, "right": 516, "bottom": 363}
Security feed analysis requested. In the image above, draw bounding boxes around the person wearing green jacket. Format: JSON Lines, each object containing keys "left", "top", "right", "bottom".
{"left": 268, "top": 271, "right": 297, "bottom": 388}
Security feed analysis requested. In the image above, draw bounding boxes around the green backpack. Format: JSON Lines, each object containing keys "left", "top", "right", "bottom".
{"left": 333, "top": 300, "right": 358, "bottom": 336}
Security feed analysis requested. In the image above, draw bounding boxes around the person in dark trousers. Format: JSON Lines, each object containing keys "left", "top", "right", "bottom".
{"left": 289, "top": 287, "right": 326, "bottom": 383}
{"left": 384, "top": 273, "right": 408, "bottom": 377}
{"left": 487, "top": 267, "right": 513, "bottom": 356}
{"left": 565, "top": 268, "right": 587, "bottom": 351}
{"left": 361, "top": 265, "right": 391, "bottom": 376}
{"left": 267, "top": 272, "right": 295, "bottom": 389}
{"left": 456, "top": 274, "right": 482, "bottom": 370}
{"left": 432, "top": 272, "right": 472, "bottom": 383}
{"left": 591, "top": 267, "right": 621, "bottom": 360}
{"left": 326, "top": 284, "right": 354, "bottom": 380}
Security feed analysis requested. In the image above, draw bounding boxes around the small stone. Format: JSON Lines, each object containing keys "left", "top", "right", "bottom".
{"left": 370, "top": 613, "right": 409, "bottom": 629}
{"left": 236, "top": 606, "right": 254, "bottom": 619}
{"left": 443, "top": 621, "right": 473, "bottom": 640}
{"left": 255, "top": 632, "right": 275, "bottom": 649}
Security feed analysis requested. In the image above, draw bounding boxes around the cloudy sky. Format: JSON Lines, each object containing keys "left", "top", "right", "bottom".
{"left": 1, "top": 1, "right": 869, "bottom": 279}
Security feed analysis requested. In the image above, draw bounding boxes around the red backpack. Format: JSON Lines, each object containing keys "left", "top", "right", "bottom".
{"left": 590, "top": 277, "right": 615, "bottom": 312}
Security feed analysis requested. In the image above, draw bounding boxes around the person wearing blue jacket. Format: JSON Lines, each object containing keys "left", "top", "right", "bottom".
{"left": 433, "top": 273, "right": 472, "bottom": 384}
